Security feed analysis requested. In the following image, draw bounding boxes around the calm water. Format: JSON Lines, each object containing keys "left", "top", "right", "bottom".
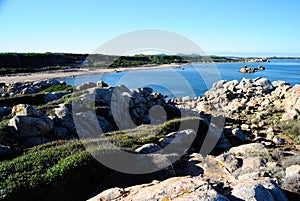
{"left": 61, "top": 59, "right": 300, "bottom": 99}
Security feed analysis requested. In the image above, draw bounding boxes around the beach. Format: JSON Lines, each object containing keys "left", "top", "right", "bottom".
{"left": 0, "top": 64, "right": 179, "bottom": 84}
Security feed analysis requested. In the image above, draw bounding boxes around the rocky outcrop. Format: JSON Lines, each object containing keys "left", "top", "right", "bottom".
{"left": 172, "top": 77, "right": 299, "bottom": 122}
{"left": 89, "top": 176, "right": 229, "bottom": 201}
{"left": 0, "top": 79, "right": 67, "bottom": 98}
{"left": 90, "top": 175, "right": 287, "bottom": 201}
{"left": 8, "top": 104, "right": 54, "bottom": 146}
{"left": 0, "top": 77, "right": 299, "bottom": 199}
{"left": 239, "top": 65, "right": 266, "bottom": 73}
{"left": 73, "top": 83, "right": 180, "bottom": 131}
{"left": 282, "top": 165, "right": 300, "bottom": 193}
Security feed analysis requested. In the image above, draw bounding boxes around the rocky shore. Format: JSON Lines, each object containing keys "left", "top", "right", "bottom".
{"left": 0, "top": 77, "right": 299, "bottom": 201}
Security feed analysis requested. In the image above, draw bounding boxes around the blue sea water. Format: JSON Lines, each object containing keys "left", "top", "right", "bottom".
{"left": 60, "top": 59, "right": 300, "bottom": 99}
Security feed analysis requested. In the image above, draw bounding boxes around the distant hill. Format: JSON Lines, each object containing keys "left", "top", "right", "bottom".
{"left": 0, "top": 52, "right": 275, "bottom": 75}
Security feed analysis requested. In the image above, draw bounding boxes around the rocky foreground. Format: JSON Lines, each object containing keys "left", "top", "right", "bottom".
{"left": 0, "top": 77, "right": 299, "bottom": 201}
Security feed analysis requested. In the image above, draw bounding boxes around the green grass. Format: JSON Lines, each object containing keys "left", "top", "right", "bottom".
{"left": 0, "top": 140, "right": 114, "bottom": 201}
{"left": 39, "top": 84, "right": 73, "bottom": 93}
{"left": 0, "top": 117, "right": 203, "bottom": 201}
{"left": 105, "top": 117, "right": 201, "bottom": 149}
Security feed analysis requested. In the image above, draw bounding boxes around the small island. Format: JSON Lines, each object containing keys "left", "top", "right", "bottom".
{"left": 239, "top": 65, "right": 266, "bottom": 73}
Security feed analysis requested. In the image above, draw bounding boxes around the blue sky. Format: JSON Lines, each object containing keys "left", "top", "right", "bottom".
{"left": 0, "top": 0, "right": 299, "bottom": 56}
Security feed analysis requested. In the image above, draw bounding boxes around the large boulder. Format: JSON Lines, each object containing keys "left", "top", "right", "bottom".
{"left": 44, "top": 91, "right": 70, "bottom": 103}
{"left": 229, "top": 143, "right": 268, "bottom": 156}
{"left": 8, "top": 104, "right": 54, "bottom": 138}
{"left": 135, "top": 143, "right": 161, "bottom": 154}
{"left": 159, "top": 129, "right": 197, "bottom": 154}
{"left": 228, "top": 179, "right": 288, "bottom": 201}
{"left": 9, "top": 115, "right": 54, "bottom": 138}
{"left": 282, "top": 165, "right": 300, "bottom": 193}
{"left": 75, "top": 82, "right": 97, "bottom": 91}
{"left": 253, "top": 77, "right": 274, "bottom": 94}
{"left": 54, "top": 104, "right": 76, "bottom": 133}
{"left": 89, "top": 176, "right": 229, "bottom": 201}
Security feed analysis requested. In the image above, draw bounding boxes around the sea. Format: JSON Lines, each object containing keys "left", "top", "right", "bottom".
{"left": 60, "top": 59, "right": 300, "bottom": 99}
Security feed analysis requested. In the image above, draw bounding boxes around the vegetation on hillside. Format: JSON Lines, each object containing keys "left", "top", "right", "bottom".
{"left": 0, "top": 53, "right": 263, "bottom": 75}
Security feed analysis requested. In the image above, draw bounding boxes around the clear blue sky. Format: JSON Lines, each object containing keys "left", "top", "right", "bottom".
{"left": 0, "top": 0, "right": 299, "bottom": 56}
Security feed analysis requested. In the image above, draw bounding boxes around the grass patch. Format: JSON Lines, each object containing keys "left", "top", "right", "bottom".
{"left": 277, "top": 120, "right": 300, "bottom": 144}
{"left": 105, "top": 117, "right": 205, "bottom": 150}
{"left": 0, "top": 117, "right": 206, "bottom": 200}
{"left": 39, "top": 84, "right": 73, "bottom": 93}
{"left": 0, "top": 140, "right": 114, "bottom": 201}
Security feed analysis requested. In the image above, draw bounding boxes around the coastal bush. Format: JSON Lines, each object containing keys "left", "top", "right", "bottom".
{"left": 277, "top": 120, "right": 300, "bottom": 143}
{"left": 0, "top": 140, "right": 114, "bottom": 201}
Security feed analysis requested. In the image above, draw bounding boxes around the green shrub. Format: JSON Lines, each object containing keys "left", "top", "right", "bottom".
{"left": 40, "top": 84, "right": 73, "bottom": 93}
{"left": 0, "top": 140, "right": 113, "bottom": 201}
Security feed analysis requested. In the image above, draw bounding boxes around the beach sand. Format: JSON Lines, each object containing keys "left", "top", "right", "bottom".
{"left": 0, "top": 64, "right": 179, "bottom": 84}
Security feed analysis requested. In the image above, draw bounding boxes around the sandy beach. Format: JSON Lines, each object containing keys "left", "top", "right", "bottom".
{"left": 0, "top": 64, "right": 179, "bottom": 85}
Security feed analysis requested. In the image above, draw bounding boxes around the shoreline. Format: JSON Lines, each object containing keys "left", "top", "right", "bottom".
{"left": 0, "top": 64, "right": 180, "bottom": 84}
{"left": 0, "top": 60, "right": 271, "bottom": 85}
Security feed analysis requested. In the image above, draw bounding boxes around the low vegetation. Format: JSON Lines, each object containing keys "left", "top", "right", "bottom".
{"left": 0, "top": 117, "right": 202, "bottom": 201}
{"left": 0, "top": 53, "right": 260, "bottom": 75}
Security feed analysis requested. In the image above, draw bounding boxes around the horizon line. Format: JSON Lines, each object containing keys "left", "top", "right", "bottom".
{"left": 0, "top": 51, "right": 299, "bottom": 58}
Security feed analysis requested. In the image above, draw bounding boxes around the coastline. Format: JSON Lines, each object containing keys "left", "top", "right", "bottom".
{"left": 0, "top": 63, "right": 180, "bottom": 84}
{"left": 0, "top": 60, "right": 273, "bottom": 85}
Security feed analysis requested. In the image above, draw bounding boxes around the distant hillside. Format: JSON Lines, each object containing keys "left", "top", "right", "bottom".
{"left": 0, "top": 53, "right": 262, "bottom": 75}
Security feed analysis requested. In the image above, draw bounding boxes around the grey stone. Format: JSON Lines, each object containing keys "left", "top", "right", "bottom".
{"left": 24, "top": 137, "right": 50, "bottom": 147}
{"left": 96, "top": 80, "right": 108, "bottom": 88}
{"left": 283, "top": 165, "right": 300, "bottom": 193}
{"left": 228, "top": 179, "right": 288, "bottom": 201}
{"left": 272, "top": 136, "right": 286, "bottom": 145}
{"left": 253, "top": 77, "right": 274, "bottom": 94}
{"left": 44, "top": 92, "right": 59, "bottom": 103}
{"left": 232, "top": 128, "right": 247, "bottom": 142}
{"left": 76, "top": 82, "right": 97, "bottom": 91}
{"left": 54, "top": 105, "right": 76, "bottom": 133}
{"left": 229, "top": 143, "right": 268, "bottom": 156}
{"left": 9, "top": 115, "right": 54, "bottom": 137}
{"left": 135, "top": 143, "right": 161, "bottom": 154}
{"left": 21, "top": 87, "right": 36, "bottom": 95}
{"left": 272, "top": 80, "right": 289, "bottom": 88}
{"left": 89, "top": 176, "right": 229, "bottom": 201}
{"left": 135, "top": 87, "right": 153, "bottom": 97}
{"left": 281, "top": 108, "right": 299, "bottom": 121}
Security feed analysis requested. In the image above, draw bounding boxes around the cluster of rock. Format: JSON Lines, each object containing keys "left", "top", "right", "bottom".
{"left": 1, "top": 77, "right": 299, "bottom": 200}
{"left": 173, "top": 77, "right": 299, "bottom": 122}
{"left": 244, "top": 58, "right": 269, "bottom": 63}
{"left": 239, "top": 65, "right": 265, "bottom": 73}
{"left": 88, "top": 76, "right": 300, "bottom": 200}
{"left": 91, "top": 140, "right": 299, "bottom": 200}
{"left": 72, "top": 81, "right": 179, "bottom": 130}
{"left": 0, "top": 79, "right": 65, "bottom": 97}
{"left": 0, "top": 80, "right": 180, "bottom": 147}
